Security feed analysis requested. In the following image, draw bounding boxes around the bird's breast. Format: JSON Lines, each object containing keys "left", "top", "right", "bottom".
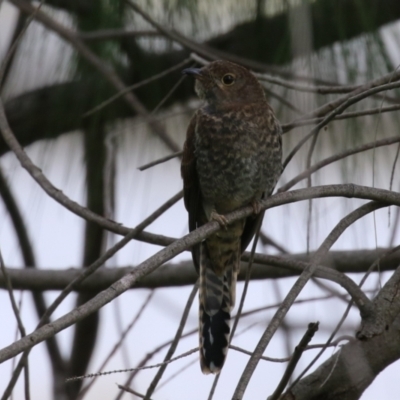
{"left": 194, "top": 109, "right": 281, "bottom": 212}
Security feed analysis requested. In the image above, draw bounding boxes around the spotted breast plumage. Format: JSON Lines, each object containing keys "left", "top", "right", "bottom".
{"left": 181, "top": 60, "right": 282, "bottom": 374}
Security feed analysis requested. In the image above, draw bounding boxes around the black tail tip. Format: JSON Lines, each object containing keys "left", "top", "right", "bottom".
{"left": 200, "top": 351, "right": 227, "bottom": 374}
{"left": 199, "top": 307, "right": 230, "bottom": 374}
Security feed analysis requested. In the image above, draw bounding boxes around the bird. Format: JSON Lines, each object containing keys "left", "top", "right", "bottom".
{"left": 181, "top": 60, "right": 282, "bottom": 374}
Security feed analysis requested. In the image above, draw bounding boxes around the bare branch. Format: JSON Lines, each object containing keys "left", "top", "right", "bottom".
{"left": 282, "top": 307, "right": 400, "bottom": 400}
{"left": 66, "top": 348, "right": 198, "bottom": 382}
{"left": 79, "top": 29, "right": 160, "bottom": 41}
{"left": 83, "top": 58, "right": 192, "bottom": 117}
{"left": 1, "top": 188, "right": 398, "bottom": 365}
{"left": 0, "top": 249, "right": 30, "bottom": 400}
{"left": 144, "top": 283, "right": 198, "bottom": 399}
{"left": 137, "top": 151, "right": 183, "bottom": 171}
{"left": 229, "top": 345, "right": 290, "bottom": 363}
{"left": 283, "top": 79, "right": 400, "bottom": 169}
{"left": 133, "top": 107, "right": 400, "bottom": 174}
{"left": 3, "top": 83, "right": 400, "bottom": 250}
{"left": 282, "top": 104, "right": 400, "bottom": 133}
{"left": 269, "top": 322, "right": 319, "bottom": 400}
{"left": 77, "top": 291, "right": 155, "bottom": 399}
{"left": 2, "top": 248, "right": 399, "bottom": 292}
{"left": 279, "top": 135, "right": 400, "bottom": 192}
{"left": 232, "top": 202, "right": 384, "bottom": 399}
{"left": 358, "top": 262, "right": 400, "bottom": 339}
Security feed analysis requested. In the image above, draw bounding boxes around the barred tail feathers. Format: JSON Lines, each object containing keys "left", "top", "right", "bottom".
{"left": 198, "top": 241, "right": 240, "bottom": 374}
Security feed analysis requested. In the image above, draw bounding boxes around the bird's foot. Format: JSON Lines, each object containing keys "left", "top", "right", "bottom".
{"left": 251, "top": 199, "right": 263, "bottom": 215}
{"left": 210, "top": 209, "right": 228, "bottom": 229}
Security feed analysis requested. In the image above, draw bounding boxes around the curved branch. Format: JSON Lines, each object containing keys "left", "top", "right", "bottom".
{"left": 0, "top": 198, "right": 394, "bottom": 364}
{"left": 282, "top": 312, "right": 400, "bottom": 400}
{"left": 233, "top": 202, "right": 384, "bottom": 399}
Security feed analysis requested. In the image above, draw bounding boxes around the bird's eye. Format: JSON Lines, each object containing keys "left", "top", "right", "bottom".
{"left": 222, "top": 74, "right": 235, "bottom": 86}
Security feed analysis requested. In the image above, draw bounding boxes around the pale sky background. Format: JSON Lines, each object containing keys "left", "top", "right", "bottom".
{"left": 1, "top": 2, "right": 400, "bottom": 399}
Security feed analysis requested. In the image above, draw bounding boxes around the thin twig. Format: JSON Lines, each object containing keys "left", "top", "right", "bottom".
{"left": 0, "top": 249, "right": 30, "bottom": 400}
{"left": 389, "top": 206, "right": 400, "bottom": 248}
{"left": 238, "top": 292, "right": 361, "bottom": 320}
{"left": 271, "top": 280, "right": 293, "bottom": 380}
{"left": 306, "top": 67, "right": 400, "bottom": 119}
{"left": 125, "top": 2, "right": 292, "bottom": 79}
{"left": 77, "top": 291, "right": 155, "bottom": 400}
{"left": 263, "top": 86, "right": 305, "bottom": 115}
{"left": 268, "top": 322, "right": 319, "bottom": 400}
{"left": 388, "top": 141, "right": 400, "bottom": 244}
{"left": 0, "top": 85, "right": 183, "bottom": 247}
{"left": 117, "top": 386, "right": 154, "bottom": 399}
{"left": 138, "top": 151, "right": 183, "bottom": 171}
{"left": 305, "top": 129, "right": 319, "bottom": 253}
{"left": 4, "top": 189, "right": 182, "bottom": 395}
{"left": 283, "top": 79, "right": 400, "bottom": 170}
{"left": 288, "top": 244, "right": 400, "bottom": 391}
{"left": 132, "top": 190, "right": 183, "bottom": 232}
{"left": 114, "top": 327, "right": 197, "bottom": 400}
{"left": 155, "top": 358, "right": 198, "bottom": 391}
{"left": 248, "top": 254, "right": 372, "bottom": 312}
{"left": 1, "top": 260, "right": 381, "bottom": 302}
{"left": 190, "top": 53, "right": 400, "bottom": 103}
{"left": 279, "top": 135, "right": 400, "bottom": 193}
{"left": 79, "top": 29, "right": 160, "bottom": 41}
{"left": 289, "top": 302, "right": 353, "bottom": 392}
{"left": 3, "top": 73, "right": 400, "bottom": 254}
{"left": 258, "top": 231, "right": 288, "bottom": 253}
{"left": 151, "top": 74, "right": 187, "bottom": 115}
{"left": 232, "top": 201, "right": 384, "bottom": 399}
{"left": 389, "top": 142, "right": 400, "bottom": 193}
{"left": 143, "top": 282, "right": 198, "bottom": 399}
{"left": 66, "top": 348, "right": 198, "bottom": 381}
{"left": 282, "top": 104, "right": 400, "bottom": 133}
{"left": 135, "top": 105, "right": 400, "bottom": 174}
{"left": 229, "top": 345, "right": 290, "bottom": 363}
{"left": 83, "top": 58, "right": 192, "bottom": 117}
{"left": 0, "top": 1, "right": 43, "bottom": 87}
{"left": 0, "top": 8, "right": 45, "bottom": 394}
{"left": 1, "top": 187, "right": 399, "bottom": 364}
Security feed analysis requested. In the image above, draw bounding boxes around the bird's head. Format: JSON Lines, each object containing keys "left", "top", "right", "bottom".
{"left": 183, "top": 60, "right": 265, "bottom": 109}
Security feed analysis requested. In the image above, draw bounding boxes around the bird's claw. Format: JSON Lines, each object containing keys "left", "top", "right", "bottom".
{"left": 210, "top": 210, "right": 228, "bottom": 229}
{"left": 251, "top": 200, "right": 262, "bottom": 215}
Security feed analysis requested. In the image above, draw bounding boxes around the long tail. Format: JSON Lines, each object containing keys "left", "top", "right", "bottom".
{"left": 198, "top": 239, "right": 240, "bottom": 374}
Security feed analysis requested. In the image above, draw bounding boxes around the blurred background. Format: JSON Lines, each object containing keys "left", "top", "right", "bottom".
{"left": 1, "top": 0, "right": 400, "bottom": 399}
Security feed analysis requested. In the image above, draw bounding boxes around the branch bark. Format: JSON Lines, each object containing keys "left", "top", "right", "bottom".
{"left": 281, "top": 274, "right": 400, "bottom": 400}
{"left": 1, "top": 248, "right": 399, "bottom": 292}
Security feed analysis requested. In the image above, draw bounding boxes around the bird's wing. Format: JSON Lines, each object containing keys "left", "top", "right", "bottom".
{"left": 181, "top": 113, "right": 196, "bottom": 214}
{"left": 181, "top": 112, "right": 201, "bottom": 270}
{"left": 241, "top": 118, "right": 282, "bottom": 253}
{"left": 241, "top": 210, "right": 264, "bottom": 253}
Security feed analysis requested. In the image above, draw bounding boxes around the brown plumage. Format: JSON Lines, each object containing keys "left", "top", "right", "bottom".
{"left": 181, "top": 60, "right": 282, "bottom": 374}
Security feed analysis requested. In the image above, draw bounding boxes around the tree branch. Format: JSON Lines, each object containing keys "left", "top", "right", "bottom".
{"left": 0, "top": 248, "right": 399, "bottom": 291}
{"left": 232, "top": 202, "right": 384, "bottom": 399}
{"left": 281, "top": 297, "right": 400, "bottom": 400}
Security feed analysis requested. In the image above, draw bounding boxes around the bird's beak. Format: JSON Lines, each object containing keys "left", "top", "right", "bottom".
{"left": 182, "top": 67, "right": 203, "bottom": 78}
